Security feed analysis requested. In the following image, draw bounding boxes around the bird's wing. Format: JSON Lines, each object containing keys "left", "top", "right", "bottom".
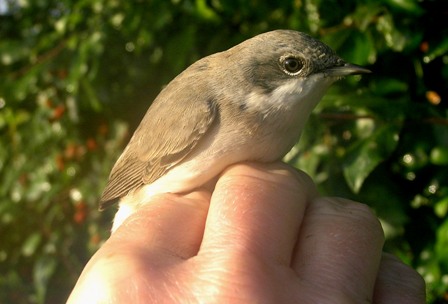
{"left": 99, "top": 85, "right": 218, "bottom": 209}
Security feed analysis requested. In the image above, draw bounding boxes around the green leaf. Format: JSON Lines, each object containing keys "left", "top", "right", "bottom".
{"left": 81, "top": 78, "right": 102, "bottom": 112}
{"left": 435, "top": 197, "right": 448, "bottom": 218}
{"left": 0, "top": 41, "right": 31, "bottom": 66}
{"left": 430, "top": 146, "right": 448, "bottom": 166}
{"left": 21, "top": 233, "right": 42, "bottom": 257}
{"left": 435, "top": 218, "right": 448, "bottom": 270}
{"left": 33, "top": 256, "right": 57, "bottom": 304}
{"left": 329, "top": 30, "right": 376, "bottom": 65}
{"left": 370, "top": 78, "right": 408, "bottom": 96}
{"left": 321, "top": 29, "right": 352, "bottom": 51}
{"left": 195, "top": 0, "right": 220, "bottom": 22}
{"left": 343, "top": 124, "right": 400, "bottom": 193}
{"left": 425, "top": 38, "right": 448, "bottom": 63}
{"left": 376, "top": 13, "right": 407, "bottom": 51}
{"left": 349, "top": 32, "right": 376, "bottom": 65}
{"left": 383, "top": 0, "right": 424, "bottom": 15}
{"left": 351, "top": 3, "right": 384, "bottom": 31}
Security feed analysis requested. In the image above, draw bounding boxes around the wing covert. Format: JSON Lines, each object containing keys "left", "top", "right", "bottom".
{"left": 100, "top": 74, "right": 218, "bottom": 208}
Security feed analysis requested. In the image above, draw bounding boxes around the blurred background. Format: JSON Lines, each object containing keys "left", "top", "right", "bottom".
{"left": 1, "top": 0, "right": 447, "bottom": 303}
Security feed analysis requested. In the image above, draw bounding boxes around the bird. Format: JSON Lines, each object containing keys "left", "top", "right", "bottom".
{"left": 100, "top": 29, "right": 371, "bottom": 232}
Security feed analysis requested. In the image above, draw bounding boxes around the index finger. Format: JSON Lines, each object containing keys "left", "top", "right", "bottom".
{"left": 199, "top": 162, "right": 317, "bottom": 266}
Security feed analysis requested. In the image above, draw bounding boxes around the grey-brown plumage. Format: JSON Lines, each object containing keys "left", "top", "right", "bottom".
{"left": 100, "top": 30, "right": 370, "bottom": 228}
{"left": 99, "top": 80, "right": 218, "bottom": 208}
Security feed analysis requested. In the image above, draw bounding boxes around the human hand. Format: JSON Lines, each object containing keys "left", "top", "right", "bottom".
{"left": 68, "top": 163, "right": 425, "bottom": 303}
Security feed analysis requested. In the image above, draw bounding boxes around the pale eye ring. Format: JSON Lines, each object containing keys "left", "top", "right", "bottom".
{"left": 282, "top": 57, "right": 304, "bottom": 75}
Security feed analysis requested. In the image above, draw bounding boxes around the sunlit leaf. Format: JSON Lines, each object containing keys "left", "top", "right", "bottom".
{"left": 435, "top": 197, "right": 448, "bottom": 218}
{"left": 435, "top": 219, "right": 448, "bottom": 270}
{"left": 33, "top": 256, "right": 57, "bottom": 304}
{"left": 376, "top": 13, "right": 407, "bottom": 51}
{"left": 425, "top": 39, "right": 448, "bottom": 63}
{"left": 343, "top": 124, "right": 400, "bottom": 193}
{"left": 351, "top": 3, "right": 384, "bottom": 31}
{"left": 430, "top": 146, "right": 448, "bottom": 166}
{"left": 21, "top": 233, "right": 42, "bottom": 257}
{"left": 195, "top": 0, "right": 220, "bottom": 21}
{"left": 0, "top": 41, "right": 31, "bottom": 66}
{"left": 384, "top": 0, "right": 424, "bottom": 14}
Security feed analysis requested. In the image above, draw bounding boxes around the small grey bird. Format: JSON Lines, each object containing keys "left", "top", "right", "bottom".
{"left": 101, "top": 29, "right": 370, "bottom": 232}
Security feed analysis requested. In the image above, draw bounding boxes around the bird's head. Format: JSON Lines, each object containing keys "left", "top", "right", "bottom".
{"left": 212, "top": 30, "right": 370, "bottom": 116}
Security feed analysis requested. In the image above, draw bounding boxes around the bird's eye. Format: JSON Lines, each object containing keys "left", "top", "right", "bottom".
{"left": 282, "top": 57, "right": 304, "bottom": 75}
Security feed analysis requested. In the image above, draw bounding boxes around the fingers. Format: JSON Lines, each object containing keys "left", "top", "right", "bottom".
{"left": 109, "top": 190, "right": 211, "bottom": 262}
{"left": 292, "top": 197, "right": 385, "bottom": 302}
{"left": 373, "top": 253, "right": 426, "bottom": 304}
{"left": 106, "top": 161, "right": 316, "bottom": 265}
{"left": 70, "top": 162, "right": 424, "bottom": 304}
{"left": 200, "top": 162, "right": 317, "bottom": 265}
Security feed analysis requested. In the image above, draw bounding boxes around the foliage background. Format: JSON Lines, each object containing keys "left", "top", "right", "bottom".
{"left": 1, "top": 0, "right": 447, "bottom": 303}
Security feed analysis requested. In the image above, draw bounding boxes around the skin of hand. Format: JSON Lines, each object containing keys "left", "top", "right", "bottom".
{"left": 68, "top": 162, "right": 425, "bottom": 304}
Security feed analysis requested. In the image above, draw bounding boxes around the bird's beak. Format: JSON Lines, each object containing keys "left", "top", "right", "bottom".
{"left": 326, "top": 62, "right": 371, "bottom": 77}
